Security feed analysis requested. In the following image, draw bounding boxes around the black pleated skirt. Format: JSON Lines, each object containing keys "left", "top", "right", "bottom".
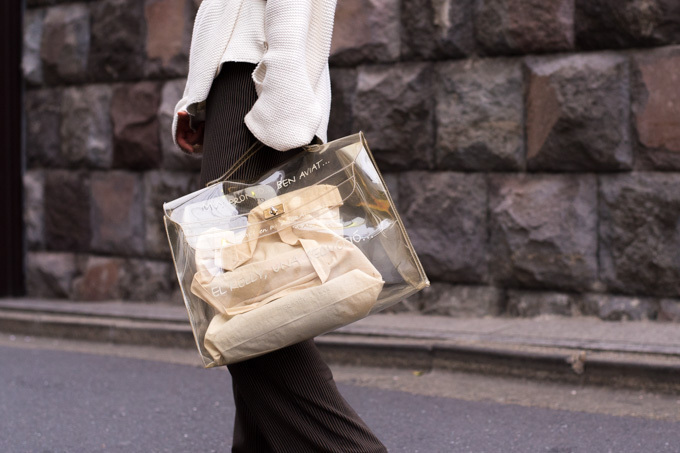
{"left": 199, "top": 63, "right": 298, "bottom": 187}
{"left": 199, "top": 62, "right": 387, "bottom": 453}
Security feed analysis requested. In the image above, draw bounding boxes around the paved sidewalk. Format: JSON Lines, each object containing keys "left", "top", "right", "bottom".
{"left": 1, "top": 298, "right": 679, "bottom": 391}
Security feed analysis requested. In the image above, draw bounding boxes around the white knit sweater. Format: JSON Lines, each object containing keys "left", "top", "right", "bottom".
{"left": 172, "top": 0, "right": 337, "bottom": 152}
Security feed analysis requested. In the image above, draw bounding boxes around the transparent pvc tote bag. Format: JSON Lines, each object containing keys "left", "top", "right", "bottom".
{"left": 164, "top": 132, "right": 430, "bottom": 367}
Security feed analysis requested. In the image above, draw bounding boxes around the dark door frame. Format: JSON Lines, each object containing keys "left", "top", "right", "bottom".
{"left": 0, "top": 0, "right": 25, "bottom": 296}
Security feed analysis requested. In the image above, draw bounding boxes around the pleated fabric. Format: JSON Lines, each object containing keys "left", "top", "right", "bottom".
{"left": 199, "top": 62, "right": 298, "bottom": 187}
{"left": 229, "top": 341, "right": 388, "bottom": 453}
{"left": 199, "top": 62, "right": 387, "bottom": 453}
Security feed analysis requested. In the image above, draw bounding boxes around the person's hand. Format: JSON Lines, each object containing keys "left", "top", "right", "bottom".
{"left": 176, "top": 111, "right": 205, "bottom": 154}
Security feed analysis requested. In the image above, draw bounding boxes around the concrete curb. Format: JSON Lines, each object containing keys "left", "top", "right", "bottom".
{"left": 0, "top": 309, "right": 196, "bottom": 349}
{"left": 1, "top": 298, "right": 679, "bottom": 393}
{"left": 316, "top": 336, "right": 680, "bottom": 393}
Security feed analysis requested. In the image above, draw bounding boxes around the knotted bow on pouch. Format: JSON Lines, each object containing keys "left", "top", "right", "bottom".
{"left": 188, "top": 183, "right": 385, "bottom": 365}
{"left": 190, "top": 184, "right": 384, "bottom": 319}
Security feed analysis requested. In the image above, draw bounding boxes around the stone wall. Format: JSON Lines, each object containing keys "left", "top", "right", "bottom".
{"left": 22, "top": 0, "right": 680, "bottom": 321}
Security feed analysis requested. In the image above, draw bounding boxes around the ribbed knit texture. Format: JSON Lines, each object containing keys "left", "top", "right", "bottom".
{"left": 218, "top": 0, "right": 266, "bottom": 67}
{"left": 173, "top": 0, "right": 337, "bottom": 153}
{"left": 202, "top": 63, "right": 387, "bottom": 453}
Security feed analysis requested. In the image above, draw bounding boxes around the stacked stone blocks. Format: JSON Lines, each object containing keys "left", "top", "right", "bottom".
{"left": 22, "top": 0, "right": 680, "bottom": 321}
{"left": 23, "top": 0, "right": 200, "bottom": 303}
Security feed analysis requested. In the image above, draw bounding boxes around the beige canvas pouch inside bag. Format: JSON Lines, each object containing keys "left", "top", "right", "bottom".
{"left": 189, "top": 184, "right": 385, "bottom": 365}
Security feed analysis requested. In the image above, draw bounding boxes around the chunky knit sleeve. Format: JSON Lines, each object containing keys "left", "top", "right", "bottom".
{"left": 172, "top": 0, "right": 244, "bottom": 152}
{"left": 244, "top": 0, "right": 337, "bottom": 151}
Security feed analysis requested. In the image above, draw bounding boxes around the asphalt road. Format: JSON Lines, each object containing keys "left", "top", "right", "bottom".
{"left": 1, "top": 337, "right": 679, "bottom": 453}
